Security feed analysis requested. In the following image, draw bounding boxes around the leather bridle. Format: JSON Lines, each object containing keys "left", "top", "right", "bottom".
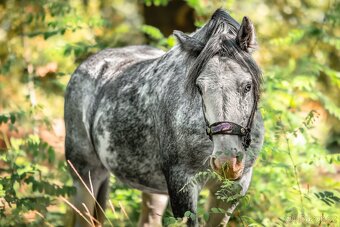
{"left": 205, "top": 92, "right": 258, "bottom": 150}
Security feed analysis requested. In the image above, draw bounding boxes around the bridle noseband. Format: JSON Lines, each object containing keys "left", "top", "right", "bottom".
{"left": 205, "top": 96, "right": 257, "bottom": 150}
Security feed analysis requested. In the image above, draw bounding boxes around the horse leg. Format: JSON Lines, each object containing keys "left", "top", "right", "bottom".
{"left": 137, "top": 192, "right": 169, "bottom": 227}
{"left": 93, "top": 176, "right": 110, "bottom": 225}
{"left": 72, "top": 180, "right": 97, "bottom": 227}
{"left": 166, "top": 170, "right": 199, "bottom": 227}
{"left": 70, "top": 170, "right": 109, "bottom": 227}
{"left": 205, "top": 168, "right": 253, "bottom": 227}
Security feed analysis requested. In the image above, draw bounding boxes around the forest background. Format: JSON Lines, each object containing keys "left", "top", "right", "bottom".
{"left": 0, "top": 0, "right": 339, "bottom": 226}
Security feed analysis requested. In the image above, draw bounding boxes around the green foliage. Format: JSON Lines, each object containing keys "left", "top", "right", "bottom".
{"left": 315, "top": 191, "right": 340, "bottom": 206}
{"left": 0, "top": 113, "right": 75, "bottom": 226}
{"left": 63, "top": 42, "right": 99, "bottom": 58}
{"left": 270, "top": 29, "right": 305, "bottom": 46}
{"left": 144, "top": 0, "right": 169, "bottom": 7}
{"left": 0, "top": 113, "right": 18, "bottom": 125}
{"left": 0, "top": 0, "right": 339, "bottom": 226}
{"left": 142, "top": 25, "right": 176, "bottom": 49}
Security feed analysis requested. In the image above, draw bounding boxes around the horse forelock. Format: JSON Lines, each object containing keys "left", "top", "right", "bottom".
{"left": 185, "top": 9, "right": 262, "bottom": 101}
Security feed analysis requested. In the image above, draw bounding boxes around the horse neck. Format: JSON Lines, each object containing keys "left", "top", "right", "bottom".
{"left": 152, "top": 46, "right": 203, "bottom": 125}
{"left": 153, "top": 46, "right": 195, "bottom": 96}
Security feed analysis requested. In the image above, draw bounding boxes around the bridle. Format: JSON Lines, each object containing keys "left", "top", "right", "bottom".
{"left": 205, "top": 91, "right": 258, "bottom": 150}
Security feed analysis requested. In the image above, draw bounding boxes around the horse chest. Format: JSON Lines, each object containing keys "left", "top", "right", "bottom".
{"left": 93, "top": 113, "right": 168, "bottom": 193}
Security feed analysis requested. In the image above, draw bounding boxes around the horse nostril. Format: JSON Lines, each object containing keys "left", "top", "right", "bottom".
{"left": 210, "top": 153, "right": 244, "bottom": 180}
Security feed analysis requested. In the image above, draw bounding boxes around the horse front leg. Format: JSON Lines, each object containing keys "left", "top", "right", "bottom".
{"left": 138, "top": 192, "right": 168, "bottom": 227}
{"left": 166, "top": 170, "right": 199, "bottom": 227}
{"left": 205, "top": 168, "right": 253, "bottom": 227}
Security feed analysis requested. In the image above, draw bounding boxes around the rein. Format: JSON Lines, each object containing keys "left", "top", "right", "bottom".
{"left": 205, "top": 92, "right": 257, "bottom": 150}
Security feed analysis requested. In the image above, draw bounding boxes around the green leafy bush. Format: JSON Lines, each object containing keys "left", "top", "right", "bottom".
{"left": 0, "top": 113, "right": 75, "bottom": 226}
{"left": 0, "top": 0, "right": 339, "bottom": 226}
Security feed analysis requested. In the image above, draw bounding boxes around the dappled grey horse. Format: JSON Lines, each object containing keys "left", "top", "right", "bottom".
{"left": 65, "top": 9, "right": 264, "bottom": 227}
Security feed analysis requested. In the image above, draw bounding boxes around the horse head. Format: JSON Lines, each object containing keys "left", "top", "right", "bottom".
{"left": 175, "top": 9, "right": 262, "bottom": 180}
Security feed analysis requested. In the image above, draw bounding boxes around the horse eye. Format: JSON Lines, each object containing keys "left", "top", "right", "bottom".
{"left": 244, "top": 84, "right": 251, "bottom": 93}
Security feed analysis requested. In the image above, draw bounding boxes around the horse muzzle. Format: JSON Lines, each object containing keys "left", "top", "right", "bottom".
{"left": 210, "top": 156, "right": 244, "bottom": 180}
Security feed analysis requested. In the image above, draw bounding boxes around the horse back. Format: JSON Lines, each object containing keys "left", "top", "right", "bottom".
{"left": 64, "top": 46, "right": 164, "bottom": 178}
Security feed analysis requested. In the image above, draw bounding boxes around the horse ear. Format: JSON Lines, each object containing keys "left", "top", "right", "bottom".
{"left": 236, "top": 17, "right": 257, "bottom": 53}
{"left": 174, "top": 30, "right": 205, "bottom": 56}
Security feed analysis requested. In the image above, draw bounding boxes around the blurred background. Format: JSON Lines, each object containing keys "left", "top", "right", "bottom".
{"left": 0, "top": 0, "right": 339, "bottom": 226}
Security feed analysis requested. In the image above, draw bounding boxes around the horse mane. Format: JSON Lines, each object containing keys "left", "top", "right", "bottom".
{"left": 183, "top": 9, "right": 262, "bottom": 100}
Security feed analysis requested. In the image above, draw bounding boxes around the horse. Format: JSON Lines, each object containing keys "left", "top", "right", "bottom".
{"left": 64, "top": 9, "right": 264, "bottom": 227}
